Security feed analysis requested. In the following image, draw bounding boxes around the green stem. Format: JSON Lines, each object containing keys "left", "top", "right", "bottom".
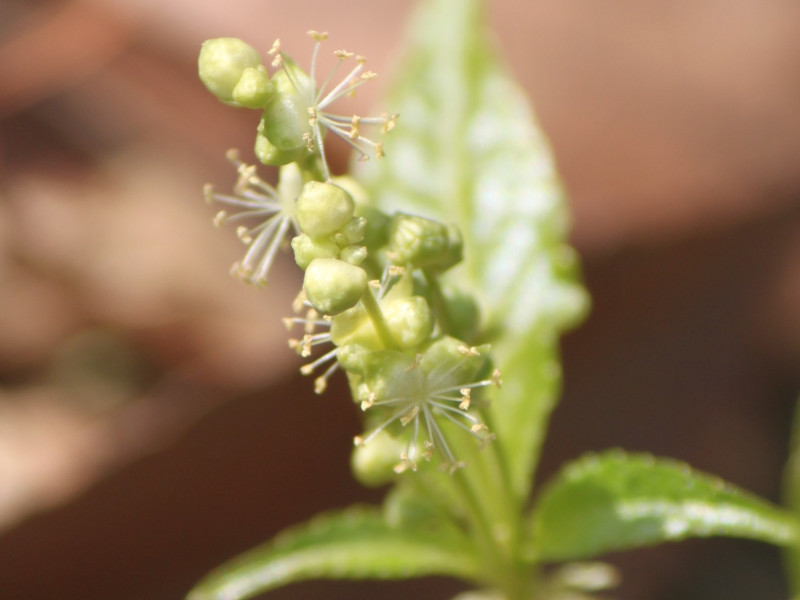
{"left": 361, "top": 289, "right": 398, "bottom": 350}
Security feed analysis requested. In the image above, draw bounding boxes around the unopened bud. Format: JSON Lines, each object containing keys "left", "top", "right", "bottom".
{"left": 388, "top": 213, "right": 463, "bottom": 271}
{"left": 296, "top": 182, "right": 355, "bottom": 239}
{"left": 199, "top": 38, "right": 264, "bottom": 103}
{"left": 291, "top": 234, "right": 338, "bottom": 270}
{"left": 384, "top": 296, "right": 433, "bottom": 350}
{"left": 261, "top": 63, "right": 313, "bottom": 150}
{"left": 303, "top": 258, "right": 367, "bottom": 315}
{"left": 351, "top": 430, "right": 405, "bottom": 487}
{"left": 232, "top": 66, "right": 273, "bottom": 108}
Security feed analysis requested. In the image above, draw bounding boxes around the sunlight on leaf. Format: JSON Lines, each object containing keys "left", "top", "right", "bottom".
{"left": 187, "top": 507, "right": 480, "bottom": 600}
{"left": 533, "top": 451, "right": 800, "bottom": 561}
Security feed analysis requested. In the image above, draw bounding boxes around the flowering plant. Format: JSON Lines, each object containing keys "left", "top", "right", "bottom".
{"left": 188, "top": 1, "right": 800, "bottom": 598}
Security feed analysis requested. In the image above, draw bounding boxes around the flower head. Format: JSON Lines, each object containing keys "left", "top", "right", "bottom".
{"left": 204, "top": 150, "right": 301, "bottom": 286}
{"left": 346, "top": 337, "right": 501, "bottom": 474}
{"left": 266, "top": 31, "right": 397, "bottom": 179}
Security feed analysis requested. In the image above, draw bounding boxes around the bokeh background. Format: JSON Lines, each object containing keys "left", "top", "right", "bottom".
{"left": 1, "top": 0, "right": 800, "bottom": 598}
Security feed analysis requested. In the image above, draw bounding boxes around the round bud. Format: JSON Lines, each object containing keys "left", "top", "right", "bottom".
{"left": 443, "top": 287, "right": 481, "bottom": 343}
{"left": 384, "top": 296, "right": 433, "bottom": 350}
{"left": 261, "top": 64, "right": 312, "bottom": 150}
{"left": 291, "top": 234, "right": 338, "bottom": 270}
{"left": 351, "top": 431, "right": 404, "bottom": 487}
{"left": 296, "top": 182, "right": 355, "bottom": 239}
{"left": 232, "top": 66, "right": 273, "bottom": 108}
{"left": 198, "top": 38, "right": 263, "bottom": 102}
{"left": 255, "top": 121, "right": 304, "bottom": 165}
{"left": 388, "top": 213, "right": 463, "bottom": 271}
{"left": 330, "top": 306, "right": 381, "bottom": 349}
{"left": 303, "top": 258, "right": 367, "bottom": 315}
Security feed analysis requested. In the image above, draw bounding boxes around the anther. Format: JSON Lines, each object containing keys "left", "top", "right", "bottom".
{"left": 213, "top": 211, "right": 227, "bottom": 227}
{"left": 360, "top": 392, "right": 376, "bottom": 411}
{"left": 492, "top": 369, "right": 503, "bottom": 388}
{"left": 307, "top": 30, "right": 328, "bottom": 41}
{"left": 459, "top": 388, "right": 471, "bottom": 410}
{"left": 400, "top": 406, "right": 420, "bottom": 426}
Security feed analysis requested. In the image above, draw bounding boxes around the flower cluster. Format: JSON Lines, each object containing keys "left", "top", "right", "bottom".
{"left": 198, "top": 33, "right": 499, "bottom": 476}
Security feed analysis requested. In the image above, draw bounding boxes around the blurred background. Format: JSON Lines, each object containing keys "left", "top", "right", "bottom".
{"left": 1, "top": 0, "right": 800, "bottom": 598}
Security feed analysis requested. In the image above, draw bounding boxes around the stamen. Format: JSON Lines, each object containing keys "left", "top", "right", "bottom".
{"left": 459, "top": 388, "right": 471, "bottom": 410}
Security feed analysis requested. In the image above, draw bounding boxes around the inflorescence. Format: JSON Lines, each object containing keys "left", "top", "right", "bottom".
{"left": 198, "top": 32, "right": 499, "bottom": 477}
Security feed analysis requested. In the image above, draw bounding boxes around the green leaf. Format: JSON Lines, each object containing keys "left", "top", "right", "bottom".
{"left": 187, "top": 507, "right": 480, "bottom": 600}
{"left": 357, "top": 0, "right": 588, "bottom": 503}
{"left": 532, "top": 451, "right": 800, "bottom": 561}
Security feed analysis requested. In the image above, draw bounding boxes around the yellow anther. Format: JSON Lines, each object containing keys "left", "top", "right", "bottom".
{"left": 459, "top": 388, "right": 471, "bottom": 410}
{"left": 457, "top": 345, "right": 480, "bottom": 357}
{"left": 334, "top": 49, "right": 354, "bottom": 59}
{"left": 349, "top": 115, "right": 361, "bottom": 140}
{"left": 492, "top": 368, "right": 503, "bottom": 388}
{"left": 383, "top": 113, "right": 398, "bottom": 133}
{"left": 268, "top": 39, "right": 281, "bottom": 55}
{"left": 307, "top": 30, "right": 328, "bottom": 41}
{"left": 292, "top": 290, "right": 307, "bottom": 314}
{"left": 235, "top": 226, "right": 252, "bottom": 244}
{"left": 314, "top": 377, "right": 327, "bottom": 394}
{"left": 203, "top": 183, "right": 214, "bottom": 203}
{"left": 400, "top": 406, "right": 420, "bottom": 426}
{"left": 360, "top": 392, "right": 376, "bottom": 411}
{"left": 353, "top": 435, "right": 364, "bottom": 447}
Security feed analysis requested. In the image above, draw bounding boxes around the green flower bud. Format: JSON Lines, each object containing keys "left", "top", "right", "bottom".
{"left": 337, "top": 217, "right": 367, "bottom": 246}
{"left": 291, "top": 234, "right": 338, "bottom": 270}
{"left": 254, "top": 119, "right": 304, "bottom": 165}
{"left": 336, "top": 344, "right": 372, "bottom": 372}
{"left": 198, "top": 38, "right": 263, "bottom": 103}
{"left": 296, "top": 182, "right": 355, "bottom": 239}
{"left": 388, "top": 213, "right": 463, "bottom": 271}
{"left": 339, "top": 245, "right": 367, "bottom": 266}
{"left": 261, "top": 62, "right": 312, "bottom": 150}
{"left": 384, "top": 296, "right": 433, "bottom": 350}
{"left": 303, "top": 258, "right": 367, "bottom": 315}
{"left": 420, "top": 336, "right": 488, "bottom": 382}
{"left": 351, "top": 430, "right": 404, "bottom": 487}
{"left": 330, "top": 306, "right": 381, "bottom": 349}
{"left": 232, "top": 65, "right": 273, "bottom": 108}
{"left": 442, "top": 287, "right": 481, "bottom": 343}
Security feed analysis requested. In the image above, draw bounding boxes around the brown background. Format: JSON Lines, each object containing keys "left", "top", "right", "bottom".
{"left": 1, "top": 0, "right": 800, "bottom": 598}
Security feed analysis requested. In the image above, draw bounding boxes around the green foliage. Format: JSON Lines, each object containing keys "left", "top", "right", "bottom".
{"left": 533, "top": 451, "right": 799, "bottom": 561}
{"left": 187, "top": 508, "right": 481, "bottom": 600}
